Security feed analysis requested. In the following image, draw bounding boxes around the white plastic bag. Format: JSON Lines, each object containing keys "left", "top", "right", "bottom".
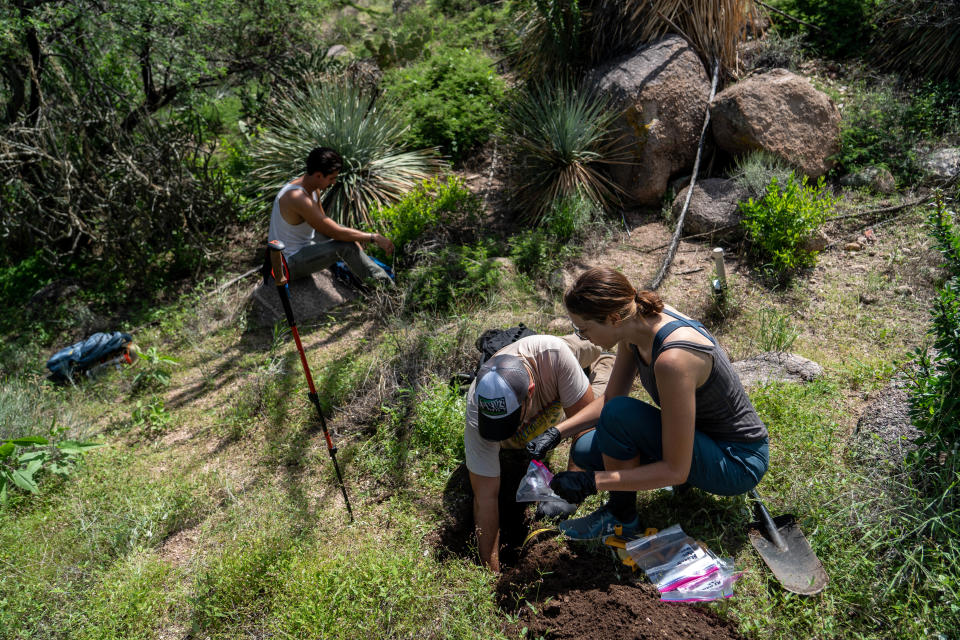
{"left": 515, "top": 460, "right": 572, "bottom": 505}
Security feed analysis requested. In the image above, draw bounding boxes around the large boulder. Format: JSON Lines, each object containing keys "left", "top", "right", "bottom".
{"left": 586, "top": 36, "right": 710, "bottom": 206}
{"left": 248, "top": 270, "right": 357, "bottom": 328}
{"left": 674, "top": 178, "right": 749, "bottom": 240}
{"left": 732, "top": 351, "right": 823, "bottom": 388}
{"left": 711, "top": 69, "right": 840, "bottom": 177}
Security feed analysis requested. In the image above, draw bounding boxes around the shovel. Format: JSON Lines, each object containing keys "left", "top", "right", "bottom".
{"left": 748, "top": 489, "right": 828, "bottom": 595}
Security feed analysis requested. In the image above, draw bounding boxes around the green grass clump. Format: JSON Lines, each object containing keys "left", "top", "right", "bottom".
{"left": 739, "top": 173, "right": 837, "bottom": 278}
{"left": 836, "top": 79, "right": 960, "bottom": 184}
{"left": 411, "top": 376, "right": 466, "bottom": 462}
{"left": 384, "top": 47, "right": 506, "bottom": 161}
{"left": 268, "top": 519, "right": 501, "bottom": 639}
{"left": 403, "top": 242, "right": 502, "bottom": 313}
{"left": 71, "top": 551, "right": 185, "bottom": 640}
{"left": 0, "top": 448, "right": 215, "bottom": 638}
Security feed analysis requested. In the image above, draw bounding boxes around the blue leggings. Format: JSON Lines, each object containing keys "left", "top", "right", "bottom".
{"left": 570, "top": 396, "right": 768, "bottom": 496}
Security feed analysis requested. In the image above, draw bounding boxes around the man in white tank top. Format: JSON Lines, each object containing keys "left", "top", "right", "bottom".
{"left": 267, "top": 147, "right": 396, "bottom": 286}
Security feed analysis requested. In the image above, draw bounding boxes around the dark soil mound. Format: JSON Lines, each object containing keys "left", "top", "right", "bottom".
{"left": 498, "top": 540, "right": 745, "bottom": 640}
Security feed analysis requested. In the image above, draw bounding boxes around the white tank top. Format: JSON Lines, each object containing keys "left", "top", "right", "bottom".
{"left": 267, "top": 182, "right": 330, "bottom": 257}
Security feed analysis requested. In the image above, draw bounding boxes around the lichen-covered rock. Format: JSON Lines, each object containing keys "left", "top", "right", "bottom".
{"left": 839, "top": 165, "right": 896, "bottom": 194}
{"left": 586, "top": 36, "right": 710, "bottom": 206}
{"left": 248, "top": 270, "right": 357, "bottom": 328}
{"left": 711, "top": 69, "right": 840, "bottom": 177}
{"left": 732, "top": 351, "right": 823, "bottom": 388}
{"left": 921, "top": 147, "right": 960, "bottom": 182}
{"left": 674, "top": 178, "right": 749, "bottom": 240}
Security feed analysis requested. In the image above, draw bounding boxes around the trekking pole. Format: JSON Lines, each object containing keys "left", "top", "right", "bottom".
{"left": 267, "top": 240, "right": 354, "bottom": 522}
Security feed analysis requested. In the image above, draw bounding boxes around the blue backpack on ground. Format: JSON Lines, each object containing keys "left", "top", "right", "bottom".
{"left": 46, "top": 331, "right": 133, "bottom": 384}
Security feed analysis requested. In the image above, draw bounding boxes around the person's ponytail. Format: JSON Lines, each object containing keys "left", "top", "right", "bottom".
{"left": 565, "top": 267, "right": 662, "bottom": 321}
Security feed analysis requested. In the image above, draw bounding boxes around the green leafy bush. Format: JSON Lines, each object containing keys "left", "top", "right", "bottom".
{"left": 0, "top": 436, "right": 104, "bottom": 502}
{"left": 505, "top": 80, "right": 624, "bottom": 221}
{"left": 130, "top": 347, "right": 179, "bottom": 395}
{"left": 384, "top": 47, "right": 506, "bottom": 161}
{"left": 403, "top": 243, "right": 501, "bottom": 312}
{"left": 739, "top": 174, "right": 836, "bottom": 276}
{"left": 368, "top": 176, "right": 482, "bottom": 261}
{"left": 909, "top": 192, "right": 960, "bottom": 459}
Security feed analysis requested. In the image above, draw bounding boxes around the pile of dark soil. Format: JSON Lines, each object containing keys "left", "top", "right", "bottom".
{"left": 433, "top": 457, "right": 744, "bottom": 639}
{"left": 498, "top": 540, "right": 745, "bottom": 640}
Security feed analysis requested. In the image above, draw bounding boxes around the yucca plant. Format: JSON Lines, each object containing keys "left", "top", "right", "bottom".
{"left": 250, "top": 78, "right": 446, "bottom": 227}
{"left": 873, "top": 0, "right": 960, "bottom": 82}
{"left": 511, "top": 0, "right": 755, "bottom": 79}
{"left": 505, "top": 80, "right": 626, "bottom": 222}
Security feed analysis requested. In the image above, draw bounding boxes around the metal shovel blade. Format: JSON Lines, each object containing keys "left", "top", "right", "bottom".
{"left": 749, "top": 513, "right": 828, "bottom": 595}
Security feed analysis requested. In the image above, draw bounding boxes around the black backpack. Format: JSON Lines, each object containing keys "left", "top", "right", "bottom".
{"left": 451, "top": 323, "right": 538, "bottom": 390}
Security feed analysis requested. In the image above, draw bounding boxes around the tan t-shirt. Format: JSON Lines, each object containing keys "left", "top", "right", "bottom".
{"left": 464, "top": 335, "right": 590, "bottom": 477}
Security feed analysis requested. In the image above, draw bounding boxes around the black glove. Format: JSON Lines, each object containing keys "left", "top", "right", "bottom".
{"left": 526, "top": 427, "right": 562, "bottom": 460}
{"left": 550, "top": 471, "right": 597, "bottom": 504}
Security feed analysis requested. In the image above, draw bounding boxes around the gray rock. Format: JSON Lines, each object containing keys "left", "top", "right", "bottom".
{"left": 675, "top": 178, "right": 749, "bottom": 240}
{"left": 711, "top": 69, "right": 841, "bottom": 177}
{"left": 326, "top": 44, "right": 350, "bottom": 59}
{"left": 248, "top": 270, "right": 357, "bottom": 328}
{"left": 921, "top": 147, "right": 960, "bottom": 182}
{"left": 586, "top": 36, "right": 711, "bottom": 206}
{"left": 839, "top": 165, "right": 896, "bottom": 194}
{"left": 733, "top": 351, "right": 823, "bottom": 388}
{"left": 803, "top": 229, "right": 830, "bottom": 253}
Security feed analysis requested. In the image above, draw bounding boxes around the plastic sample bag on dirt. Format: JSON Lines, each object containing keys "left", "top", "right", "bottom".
{"left": 516, "top": 460, "right": 574, "bottom": 508}
{"left": 625, "top": 524, "right": 742, "bottom": 602}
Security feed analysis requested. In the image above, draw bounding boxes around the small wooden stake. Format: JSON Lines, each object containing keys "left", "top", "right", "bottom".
{"left": 712, "top": 247, "right": 727, "bottom": 296}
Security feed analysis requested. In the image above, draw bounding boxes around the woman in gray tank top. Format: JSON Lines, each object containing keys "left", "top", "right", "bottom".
{"left": 540, "top": 266, "right": 769, "bottom": 540}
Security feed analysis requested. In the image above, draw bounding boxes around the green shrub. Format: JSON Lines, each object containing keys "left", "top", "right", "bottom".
{"left": 739, "top": 174, "right": 836, "bottom": 276}
{"left": 505, "top": 80, "right": 624, "bottom": 221}
{"left": 411, "top": 377, "right": 465, "bottom": 460}
{"left": 368, "top": 176, "right": 483, "bottom": 261}
{"left": 384, "top": 47, "right": 506, "bottom": 161}
{"left": 507, "top": 192, "right": 602, "bottom": 279}
{"left": 909, "top": 192, "right": 960, "bottom": 460}
{"left": 403, "top": 243, "right": 501, "bottom": 313}
{"left": 836, "top": 79, "right": 960, "bottom": 184}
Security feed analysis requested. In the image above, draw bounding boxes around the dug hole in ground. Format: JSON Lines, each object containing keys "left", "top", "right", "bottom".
{"left": 434, "top": 458, "right": 746, "bottom": 640}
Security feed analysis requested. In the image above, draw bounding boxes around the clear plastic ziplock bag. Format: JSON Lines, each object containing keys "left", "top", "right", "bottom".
{"left": 660, "top": 558, "right": 743, "bottom": 602}
{"left": 515, "top": 460, "right": 572, "bottom": 505}
{"left": 653, "top": 546, "right": 723, "bottom": 592}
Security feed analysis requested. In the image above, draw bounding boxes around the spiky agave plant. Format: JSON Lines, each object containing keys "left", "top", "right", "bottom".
{"left": 506, "top": 80, "right": 627, "bottom": 222}
{"left": 250, "top": 78, "right": 446, "bottom": 227}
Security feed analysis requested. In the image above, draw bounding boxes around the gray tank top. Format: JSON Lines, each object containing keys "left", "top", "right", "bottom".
{"left": 630, "top": 309, "right": 767, "bottom": 443}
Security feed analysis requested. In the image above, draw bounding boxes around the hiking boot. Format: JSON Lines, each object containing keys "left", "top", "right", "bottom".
{"left": 534, "top": 500, "right": 578, "bottom": 521}
{"left": 557, "top": 505, "right": 639, "bottom": 540}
